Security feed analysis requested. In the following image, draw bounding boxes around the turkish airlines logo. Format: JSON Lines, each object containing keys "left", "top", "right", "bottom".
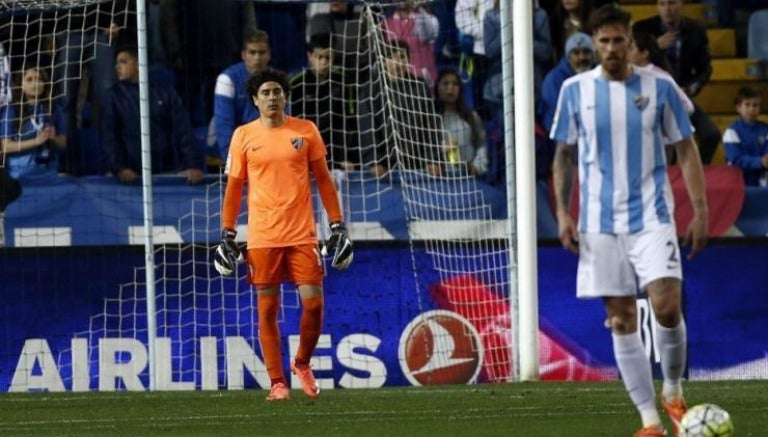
{"left": 398, "top": 310, "right": 483, "bottom": 386}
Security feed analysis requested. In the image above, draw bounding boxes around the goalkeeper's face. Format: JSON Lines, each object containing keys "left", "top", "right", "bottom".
{"left": 253, "top": 82, "right": 287, "bottom": 119}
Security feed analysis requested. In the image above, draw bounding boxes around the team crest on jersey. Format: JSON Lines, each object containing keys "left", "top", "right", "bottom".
{"left": 291, "top": 137, "right": 304, "bottom": 150}
{"left": 633, "top": 95, "right": 649, "bottom": 110}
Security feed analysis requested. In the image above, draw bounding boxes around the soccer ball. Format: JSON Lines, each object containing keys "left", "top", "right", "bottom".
{"left": 679, "top": 403, "right": 734, "bottom": 437}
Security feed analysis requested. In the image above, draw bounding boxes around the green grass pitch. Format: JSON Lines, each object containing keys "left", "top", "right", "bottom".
{"left": 1, "top": 381, "right": 766, "bottom": 436}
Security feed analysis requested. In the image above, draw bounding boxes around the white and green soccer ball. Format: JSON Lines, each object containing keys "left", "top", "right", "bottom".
{"left": 680, "top": 403, "right": 735, "bottom": 437}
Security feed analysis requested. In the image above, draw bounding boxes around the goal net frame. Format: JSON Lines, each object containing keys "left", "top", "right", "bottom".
{"left": 2, "top": 0, "right": 538, "bottom": 391}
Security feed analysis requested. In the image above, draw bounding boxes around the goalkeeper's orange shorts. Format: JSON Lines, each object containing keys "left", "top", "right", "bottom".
{"left": 246, "top": 244, "right": 324, "bottom": 287}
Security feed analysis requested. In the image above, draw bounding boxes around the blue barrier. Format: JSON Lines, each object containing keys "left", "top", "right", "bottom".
{"left": 3, "top": 172, "right": 766, "bottom": 247}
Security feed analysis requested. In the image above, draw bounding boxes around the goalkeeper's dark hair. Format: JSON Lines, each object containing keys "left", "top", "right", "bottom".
{"left": 246, "top": 68, "right": 291, "bottom": 102}
{"left": 588, "top": 3, "right": 632, "bottom": 34}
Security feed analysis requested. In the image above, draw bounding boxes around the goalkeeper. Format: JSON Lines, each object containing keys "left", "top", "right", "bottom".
{"left": 214, "top": 68, "right": 353, "bottom": 402}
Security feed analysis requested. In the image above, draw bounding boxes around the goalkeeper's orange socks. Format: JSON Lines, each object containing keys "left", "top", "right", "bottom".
{"left": 295, "top": 295, "right": 324, "bottom": 366}
{"left": 258, "top": 293, "right": 284, "bottom": 383}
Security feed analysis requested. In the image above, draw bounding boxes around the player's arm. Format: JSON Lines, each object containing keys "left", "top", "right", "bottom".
{"left": 552, "top": 142, "right": 578, "bottom": 254}
{"left": 214, "top": 128, "right": 247, "bottom": 276}
{"left": 673, "top": 137, "right": 708, "bottom": 260}
{"left": 309, "top": 157, "right": 353, "bottom": 269}
{"left": 309, "top": 157, "right": 342, "bottom": 223}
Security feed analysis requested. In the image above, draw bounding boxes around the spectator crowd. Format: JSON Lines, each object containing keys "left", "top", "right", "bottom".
{"left": 1, "top": 0, "right": 767, "bottom": 208}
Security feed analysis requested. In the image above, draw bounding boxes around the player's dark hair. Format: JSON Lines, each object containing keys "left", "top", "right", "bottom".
{"left": 631, "top": 30, "right": 672, "bottom": 73}
{"left": 589, "top": 4, "right": 631, "bottom": 34}
{"left": 735, "top": 85, "right": 762, "bottom": 105}
{"left": 242, "top": 27, "right": 270, "bottom": 50}
{"left": 246, "top": 68, "right": 291, "bottom": 102}
{"left": 307, "top": 33, "right": 331, "bottom": 53}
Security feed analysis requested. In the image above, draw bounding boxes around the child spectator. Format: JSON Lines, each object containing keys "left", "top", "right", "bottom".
{"left": 100, "top": 47, "right": 203, "bottom": 184}
{"left": 0, "top": 66, "right": 66, "bottom": 179}
{"left": 434, "top": 68, "right": 487, "bottom": 178}
{"left": 723, "top": 86, "right": 768, "bottom": 187}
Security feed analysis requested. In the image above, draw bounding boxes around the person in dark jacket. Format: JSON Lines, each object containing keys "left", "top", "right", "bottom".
{"left": 633, "top": 0, "right": 720, "bottom": 164}
{"left": 538, "top": 32, "right": 595, "bottom": 133}
{"left": 100, "top": 46, "right": 203, "bottom": 184}
{"left": 289, "top": 34, "right": 358, "bottom": 171}
{"left": 358, "top": 40, "right": 442, "bottom": 178}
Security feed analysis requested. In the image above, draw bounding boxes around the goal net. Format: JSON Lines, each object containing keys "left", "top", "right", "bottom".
{"left": 6, "top": 0, "right": 533, "bottom": 392}
{"left": 0, "top": 0, "right": 131, "bottom": 174}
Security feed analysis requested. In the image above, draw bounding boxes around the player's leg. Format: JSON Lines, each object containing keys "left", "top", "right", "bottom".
{"left": 578, "top": 233, "right": 664, "bottom": 435}
{"left": 630, "top": 225, "right": 687, "bottom": 435}
{"left": 288, "top": 244, "right": 324, "bottom": 399}
{"left": 247, "top": 248, "right": 289, "bottom": 401}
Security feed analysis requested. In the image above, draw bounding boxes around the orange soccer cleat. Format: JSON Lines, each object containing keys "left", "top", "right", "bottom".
{"left": 661, "top": 397, "right": 688, "bottom": 437}
{"left": 291, "top": 360, "right": 320, "bottom": 399}
{"left": 633, "top": 425, "right": 668, "bottom": 437}
{"left": 266, "top": 382, "right": 290, "bottom": 401}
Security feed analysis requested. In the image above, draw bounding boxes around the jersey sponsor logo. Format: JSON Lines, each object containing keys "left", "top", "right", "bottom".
{"left": 291, "top": 137, "right": 304, "bottom": 150}
{"left": 398, "top": 310, "right": 483, "bottom": 386}
{"left": 251, "top": 145, "right": 264, "bottom": 152}
{"left": 633, "top": 95, "right": 649, "bottom": 111}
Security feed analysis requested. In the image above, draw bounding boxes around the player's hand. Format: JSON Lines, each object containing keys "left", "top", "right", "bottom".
{"left": 322, "top": 222, "right": 353, "bottom": 270}
{"left": 557, "top": 212, "right": 579, "bottom": 254}
{"left": 682, "top": 214, "right": 708, "bottom": 260}
{"left": 214, "top": 228, "right": 243, "bottom": 276}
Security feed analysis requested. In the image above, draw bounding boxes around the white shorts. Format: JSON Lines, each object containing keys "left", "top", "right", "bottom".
{"left": 576, "top": 225, "right": 683, "bottom": 298}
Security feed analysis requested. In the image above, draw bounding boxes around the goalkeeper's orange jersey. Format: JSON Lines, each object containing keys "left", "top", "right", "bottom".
{"left": 223, "top": 116, "right": 337, "bottom": 248}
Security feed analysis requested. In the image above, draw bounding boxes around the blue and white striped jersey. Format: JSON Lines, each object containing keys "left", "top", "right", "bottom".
{"left": 550, "top": 65, "right": 694, "bottom": 235}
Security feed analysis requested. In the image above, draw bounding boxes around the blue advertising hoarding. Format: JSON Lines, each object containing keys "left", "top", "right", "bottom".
{"left": 1, "top": 242, "right": 766, "bottom": 392}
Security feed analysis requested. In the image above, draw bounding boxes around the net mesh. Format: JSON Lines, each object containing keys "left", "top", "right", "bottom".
{"left": 0, "top": 0, "right": 131, "bottom": 171}
{"left": 50, "top": 2, "right": 515, "bottom": 390}
{"left": 7, "top": 0, "right": 518, "bottom": 391}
